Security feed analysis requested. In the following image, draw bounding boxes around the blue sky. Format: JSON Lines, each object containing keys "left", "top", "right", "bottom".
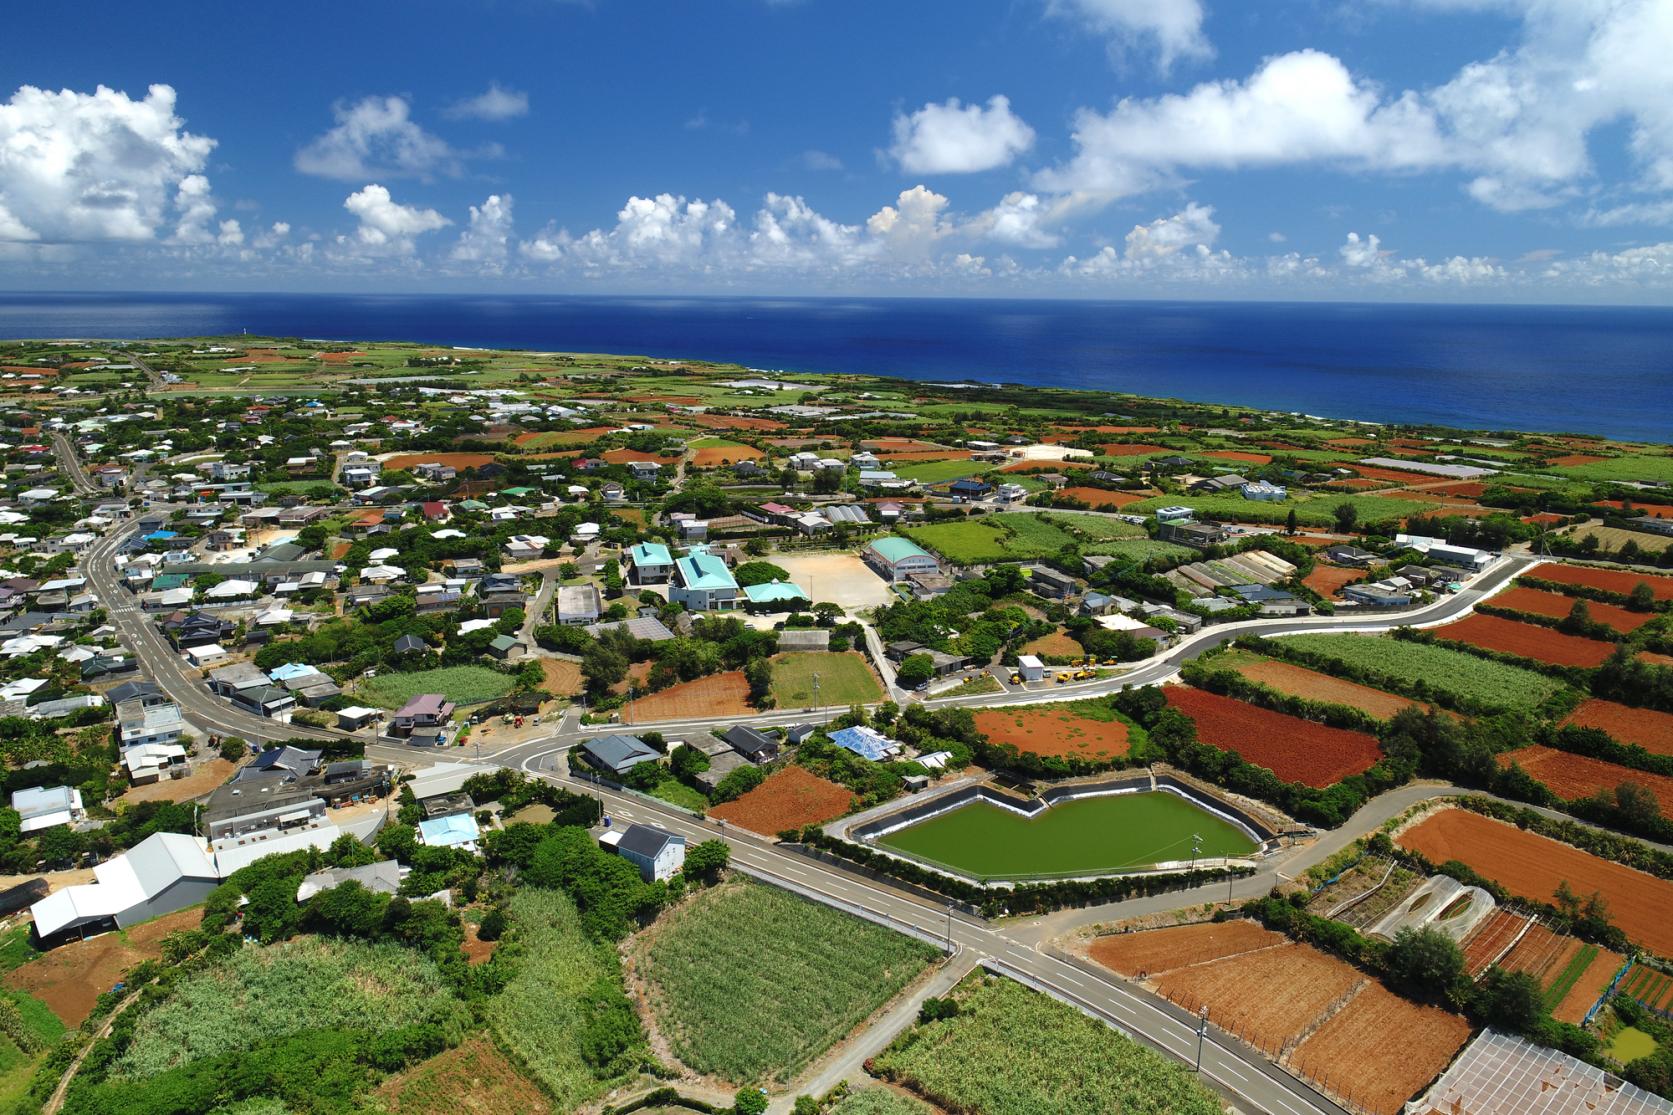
{"left": 3, "top": 0, "right": 1672, "bottom": 301}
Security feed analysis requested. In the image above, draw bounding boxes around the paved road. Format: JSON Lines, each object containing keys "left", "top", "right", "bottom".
{"left": 50, "top": 432, "right": 99, "bottom": 497}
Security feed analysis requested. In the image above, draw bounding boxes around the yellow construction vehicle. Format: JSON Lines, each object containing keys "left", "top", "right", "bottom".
{"left": 1055, "top": 672, "right": 1071, "bottom": 683}
{"left": 1009, "top": 672, "right": 1023, "bottom": 685}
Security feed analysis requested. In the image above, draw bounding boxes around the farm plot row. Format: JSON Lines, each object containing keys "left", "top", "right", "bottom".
{"left": 1459, "top": 910, "right": 1526, "bottom": 977}
{"left": 1495, "top": 586, "right": 1655, "bottom": 634}
{"left": 1216, "top": 651, "right": 1436, "bottom": 721}
{"left": 1528, "top": 563, "right": 1673, "bottom": 602}
{"left": 1397, "top": 808, "right": 1673, "bottom": 959}
{"left": 1162, "top": 685, "right": 1383, "bottom": 788}
{"left": 1563, "top": 699, "right": 1673, "bottom": 758}
{"left": 1497, "top": 745, "right": 1673, "bottom": 818}
{"left": 1431, "top": 613, "right": 1615, "bottom": 668}
{"left": 1271, "top": 633, "right": 1562, "bottom": 714}
{"left": 1090, "top": 922, "right": 1471, "bottom": 1115}
{"left": 1620, "top": 964, "right": 1673, "bottom": 1013}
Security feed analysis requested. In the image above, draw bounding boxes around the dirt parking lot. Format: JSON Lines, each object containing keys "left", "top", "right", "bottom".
{"left": 769, "top": 551, "right": 894, "bottom": 610}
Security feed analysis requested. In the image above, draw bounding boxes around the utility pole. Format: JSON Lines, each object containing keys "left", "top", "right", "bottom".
{"left": 811, "top": 671, "right": 820, "bottom": 712}
{"left": 945, "top": 902, "right": 954, "bottom": 953}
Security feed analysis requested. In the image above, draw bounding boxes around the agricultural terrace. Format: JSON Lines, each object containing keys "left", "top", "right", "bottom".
{"left": 876, "top": 791, "right": 1256, "bottom": 879}
{"left": 1431, "top": 614, "right": 1615, "bottom": 669}
{"left": 112, "top": 937, "right": 469, "bottom": 1079}
{"left": 1273, "top": 634, "right": 1564, "bottom": 714}
{"left": 486, "top": 889, "right": 646, "bottom": 1109}
{"left": 1491, "top": 922, "right": 1624, "bottom": 1023}
{"left": 1162, "top": 686, "right": 1383, "bottom": 787}
{"left": 1619, "top": 963, "right": 1673, "bottom": 1015}
{"left": 1563, "top": 699, "right": 1673, "bottom": 757}
{"left": 1529, "top": 563, "right": 1673, "bottom": 602}
{"left": 1211, "top": 649, "right": 1436, "bottom": 721}
{"left": 1398, "top": 808, "right": 1673, "bottom": 957}
{"left": 973, "top": 702, "right": 1135, "bottom": 762}
{"left": 634, "top": 881, "right": 937, "bottom": 1084}
{"left": 1494, "top": 586, "right": 1654, "bottom": 634}
{"left": 1088, "top": 921, "right": 1469, "bottom": 1115}
{"left": 769, "top": 651, "right": 882, "bottom": 709}
{"left": 377, "top": 1036, "right": 551, "bottom": 1115}
{"left": 359, "top": 665, "right": 514, "bottom": 709}
{"left": 707, "top": 766, "right": 854, "bottom": 836}
{"left": 901, "top": 512, "right": 1142, "bottom": 564}
{"left": 870, "top": 972, "right": 1223, "bottom": 1115}
{"left": 1499, "top": 745, "right": 1673, "bottom": 817}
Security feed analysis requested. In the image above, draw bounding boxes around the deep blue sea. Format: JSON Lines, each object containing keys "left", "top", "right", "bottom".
{"left": 1, "top": 291, "right": 1670, "bottom": 442}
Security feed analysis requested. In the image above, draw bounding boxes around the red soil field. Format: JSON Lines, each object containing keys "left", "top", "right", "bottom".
{"left": 239, "top": 348, "right": 287, "bottom": 363}
{"left": 1202, "top": 450, "right": 1273, "bottom": 465}
{"left": 1101, "top": 443, "right": 1172, "bottom": 456}
{"left": 1498, "top": 923, "right": 1576, "bottom": 985}
{"left": 1421, "top": 481, "right": 1489, "bottom": 498}
{"left": 513, "top": 426, "right": 615, "bottom": 447}
{"left": 623, "top": 671, "right": 753, "bottom": 721}
{"left": 1498, "top": 744, "right": 1673, "bottom": 817}
{"left": 1524, "top": 512, "right": 1568, "bottom": 527}
{"left": 382, "top": 451, "right": 497, "bottom": 470}
{"left": 1594, "top": 500, "right": 1673, "bottom": 519}
{"left": 1322, "top": 477, "right": 1394, "bottom": 491}
{"left": 1460, "top": 910, "right": 1525, "bottom": 976}
{"left": 1398, "top": 808, "right": 1673, "bottom": 957}
{"left": 973, "top": 706, "right": 1131, "bottom": 762}
{"left": 690, "top": 444, "right": 764, "bottom": 468}
{"left": 1529, "top": 563, "right": 1673, "bottom": 602}
{"left": 1018, "top": 631, "right": 1085, "bottom": 659}
{"left": 314, "top": 349, "right": 364, "bottom": 363}
{"left": 1054, "top": 486, "right": 1151, "bottom": 509}
{"left": 1288, "top": 982, "right": 1472, "bottom": 1115}
{"left": 1431, "top": 613, "right": 1614, "bottom": 668}
{"left": 1087, "top": 920, "right": 1282, "bottom": 977}
{"left": 1346, "top": 463, "right": 1445, "bottom": 483}
{"left": 708, "top": 766, "right": 855, "bottom": 836}
{"left": 878, "top": 449, "right": 969, "bottom": 462}
{"left": 1303, "top": 566, "right": 1365, "bottom": 599}
{"left": 1079, "top": 424, "right": 1162, "bottom": 434}
{"left": 1551, "top": 945, "right": 1626, "bottom": 1024}
{"left": 1229, "top": 657, "right": 1428, "bottom": 721}
{"left": 1641, "top": 651, "right": 1673, "bottom": 669}
{"left": 1325, "top": 437, "right": 1376, "bottom": 449}
{"left": 1493, "top": 586, "right": 1653, "bottom": 634}
{"left": 690, "top": 413, "right": 787, "bottom": 431}
{"left": 1154, "top": 943, "right": 1364, "bottom": 1053}
{"left": 864, "top": 437, "right": 947, "bottom": 452}
{"left": 1163, "top": 686, "right": 1383, "bottom": 787}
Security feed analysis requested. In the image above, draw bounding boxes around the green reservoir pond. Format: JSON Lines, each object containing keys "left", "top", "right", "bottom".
{"left": 876, "top": 791, "right": 1258, "bottom": 880}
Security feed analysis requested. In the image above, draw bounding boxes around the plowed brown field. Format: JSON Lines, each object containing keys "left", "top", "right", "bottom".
{"left": 624, "top": 671, "right": 753, "bottom": 721}
{"left": 1595, "top": 500, "right": 1673, "bottom": 519}
{"left": 1431, "top": 613, "right": 1614, "bottom": 668}
{"left": 1202, "top": 450, "right": 1273, "bottom": 464}
{"left": 1552, "top": 946, "right": 1626, "bottom": 1024}
{"left": 1499, "top": 923, "right": 1576, "bottom": 984}
{"left": 6, "top": 907, "right": 201, "bottom": 1025}
{"left": 1100, "top": 443, "right": 1171, "bottom": 456}
{"left": 708, "top": 766, "right": 854, "bottom": 836}
{"left": 1288, "top": 983, "right": 1472, "bottom": 1115}
{"left": 1529, "top": 563, "right": 1673, "bottom": 602}
{"left": 1498, "top": 744, "right": 1673, "bottom": 816}
{"left": 1227, "top": 657, "right": 1428, "bottom": 721}
{"left": 1087, "top": 920, "right": 1282, "bottom": 977}
{"left": 1303, "top": 566, "right": 1366, "bottom": 598}
{"left": 1460, "top": 910, "right": 1525, "bottom": 976}
{"left": 691, "top": 444, "right": 764, "bottom": 467}
{"left": 383, "top": 451, "right": 497, "bottom": 470}
{"left": 1163, "top": 686, "right": 1382, "bottom": 787}
{"left": 1563, "top": 699, "right": 1673, "bottom": 756}
{"left": 1398, "top": 808, "right": 1673, "bottom": 956}
{"left": 1055, "top": 486, "right": 1151, "bottom": 509}
{"left": 690, "top": 413, "right": 787, "bottom": 431}
{"left": 972, "top": 706, "right": 1131, "bottom": 762}
{"left": 1154, "top": 943, "right": 1364, "bottom": 1053}
{"left": 1493, "top": 586, "right": 1652, "bottom": 633}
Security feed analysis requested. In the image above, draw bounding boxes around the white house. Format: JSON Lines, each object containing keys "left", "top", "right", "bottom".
{"left": 31, "top": 832, "right": 221, "bottom": 939}
{"left": 13, "top": 785, "right": 84, "bottom": 832}
{"left": 607, "top": 823, "right": 686, "bottom": 881}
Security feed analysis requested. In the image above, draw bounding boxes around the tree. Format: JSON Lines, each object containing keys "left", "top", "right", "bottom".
{"left": 1615, "top": 780, "right": 1663, "bottom": 832}
{"left": 744, "top": 658, "right": 774, "bottom": 708}
{"left": 1284, "top": 508, "right": 1298, "bottom": 536}
{"left": 34, "top": 825, "right": 85, "bottom": 868}
{"left": 1469, "top": 967, "right": 1543, "bottom": 1031}
{"left": 1333, "top": 501, "right": 1359, "bottom": 533}
{"left": 683, "top": 839, "right": 730, "bottom": 883}
{"left": 732, "top": 1089, "right": 768, "bottom": 1115}
{"left": 1559, "top": 598, "right": 1592, "bottom": 634}
{"left": 1629, "top": 582, "right": 1657, "bottom": 612}
{"left": 219, "top": 736, "right": 248, "bottom": 762}
{"left": 671, "top": 744, "right": 710, "bottom": 779}
{"left": 896, "top": 653, "right": 935, "bottom": 689}
{"left": 581, "top": 641, "right": 629, "bottom": 693}
{"left": 734, "top": 561, "right": 791, "bottom": 587}
{"left": 1385, "top": 926, "right": 1464, "bottom": 998}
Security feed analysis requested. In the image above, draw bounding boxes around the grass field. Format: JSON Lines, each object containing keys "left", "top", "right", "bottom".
{"left": 902, "top": 512, "right": 1142, "bottom": 564}
{"left": 828, "top": 1089, "right": 934, "bottom": 1115}
{"left": 113, "top": 937, "right": 467, "bottom": 1079}
{"left": 1550, "top": 455, "right": 1673, "bottom": 485}
{"left": 877, "top": 791, "right": 1254, "bottom": 880}
{"left": 487, "top": 889, "right": 645, "bottom": 1109}
{"left": 359, "top": 665, "right": 514, "bottom": 709}
{"left": 871, "top": 972, "right": 1221, "bottom": 1115}
{"left": 648, "top": 777, "right": 709, "bottom": 813}
{"left": 1561, "top": 524, "right": 1673, "bottom": 554}
{"left": 635, "top": 880, "right": 937, "bottom": 1084}
{"left": 1084, "top": 538, "right": 1194, "bottom": 562}
{"left": 770, "top": 651, "right": 882, "bottom": 708}
{"left": 1274, "top": 633, "right": 1564, "bottom": 714}
{"left": 1126, "top": 492, "right": 1435, "bottom": 527}
{"left": 893, "top": 458, "right": 988, "bottom": 484}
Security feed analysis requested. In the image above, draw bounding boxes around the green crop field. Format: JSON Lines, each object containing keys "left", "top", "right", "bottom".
{"left": 1126, "top": 492, "right": 1434, "bottom": 527}
{"left": 771, "top": 651, "right": 883, "bottom": 708}
{"left": 359, "top": 665, "right": 515, "bottom": 709}
{"left": 877, "top": 791, "right": 1255, "bottom": 881}
{"left": 636, "top": 880, "right": 937, "bottom": 1084}
{"left": 1274, "top": 633, "right": 1564, "bottom": 713}
{"left": 1550, "top": 455, "right": 1673, "bottom": 485}
{"left": 893, "top": 458, "right": 989, "bottom": 484}
{"left": 871, "top": 973, "right": 1222, "bottom": 1115}
{"left": 902, "top": 512, "right": 1140, "bottom": 564}
{"left": 113, "top": 937, "right": 467, "bottom": 1079}
{"left": 1085, "top": 539, "right": 1194, "bottom": 562}
{"left": 829, "top": 1090, "right": 934, "bottom": 1115}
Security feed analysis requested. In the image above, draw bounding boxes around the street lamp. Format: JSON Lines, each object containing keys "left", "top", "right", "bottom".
{"left": 811, "top": 672, "right": 820, "bottom": 712}
{"left": 1195, "top": 1006, "right": 1210, "bottom": 1072}
{"left": 944, "top": 902, "right": 954, "bottom": 953}
{"left": 1190, "top": 833, "right": 1202, "bottom": 872}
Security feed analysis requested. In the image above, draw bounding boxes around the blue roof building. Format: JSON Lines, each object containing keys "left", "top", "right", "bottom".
{"left": 671, "top": 549, "right": 739, "bottom": 611}
{"left": 418, "top": 813, "right": 481, "bottom": 850}
{"left": 829, "top": 725, "right": 900, "bottom": 761}
{"left": 627, "top": 541, "right": 674, "bottom": 584}
{"left": 742, "top": 580, "right": 809, "bottom": 606}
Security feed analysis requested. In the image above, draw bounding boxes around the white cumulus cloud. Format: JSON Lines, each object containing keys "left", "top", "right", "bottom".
{"left": 450, "top": 194, "right": 514, "bottom": 271}
{"left": 443, "top": 83, "right": 529, "bottom": 122}
{"left": 1047, "top": 0, "right": 1211, "bottom": 72}
{"left": 339, "top": 184, "right": 450, "bottom": 255}
{"left": 296, "top": 96, "right": 468, "bottom": 180}
{"left": 0, "top": 83, "right": 215, "bottom": 243}
{"left": 890, "top": 95, "right": 1036, "bottom": 175}
{"left": 1122, "top": 202, "right": 1220, "bottom": 262}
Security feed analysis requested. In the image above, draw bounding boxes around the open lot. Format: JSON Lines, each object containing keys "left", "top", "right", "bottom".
{"left": 973, "top": 703, "right": 1133, "bottom": 763}
{"left": 770, "top": 651, "right": 882, "bottom": 708}
{"left": 625, "top": 671, "right": 753, "bottom": 721}
{"left": 709, "top": 766, "right": 854, "bottom": 835}
{"left": 118, "top": 757, "right": 236, "bottom": 805}
{"left": 1529, "top": 562, "right": 1673, "bottom": 601}
{"left": 1563, "top": 698, "right": 1673, "bottom": 756}
{"left": 1088, "top": 919, "right": 1283, "bottom": 976}
{"left": 1398, "top": 807, "right": 1673, "bottom": 957}
{"left": 1302, "top": 565, "right": 1366, "bottom": 598}
{"left": 360, "top": 665, "right": 515, "bottom": 709}
{"left": 1163, "top": 685, "right": 1383, "bottom": 787}
{"left": 770, "top": 551, "right": 895, "bottom": 609}
{"left": 635, "top": 880, "right": 937, "bottom": 1085}
{"left": 4, "top": 907, "right": 201, "bottom": 1026}
{"left": 1431, "top": 613, "right": 1615, "bottom": 668}
{"left": 1499, "top": 744, "right": 1673, "bottom": 816}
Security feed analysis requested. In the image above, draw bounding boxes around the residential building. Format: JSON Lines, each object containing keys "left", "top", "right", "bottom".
{"left": 579, "top": 734, "right": 659, "bottom": 777}
{"left": 296, "top": 860, "right": 401, "bottom": 902}
{"left": 123, "top": 742, "right": 188, "bottom": 784}
{"left": 117, "top": 699, "right": 185, "bottom": 748}
{"left": 30, "top": 832, "right": 221, "bottom": 939}
{"left": 829, "top": 724, "right": 900, "bottom": 761}
{"left": 1159, "top": 520, "right": 1230, "bottom": 549}
{"left": 1241, "top": 481, "right": 1288, "bottom": 501}
{"left": 670, "top": 549, "right": 740, "bottom": 611}
{"left": 390, "top": 694, "right": 456, "bottom": 736}
{"left": 606, "top": 824, "right": 686, "bottom": 881}
{"left": 1030, "top": 566, "right": 1079, "bottom": 599}
{"left": 556, "top": 583, "right": 603, "bottom": 625}
{"left": 12, "top": 785, "right": 84, "bottom": 833}
{"left": 948, "top": 477, "right": 993, "bottom": 501}
{"left": 722, "top": 724, "right": 780, "bottom": 763}
{"left": 626, "top": 541, "right": 674, "bottom": 584}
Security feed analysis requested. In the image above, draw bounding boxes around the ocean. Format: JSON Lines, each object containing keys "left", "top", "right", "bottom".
{"left": 1, "top": 291, "right": 1670, "bottom": 442}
